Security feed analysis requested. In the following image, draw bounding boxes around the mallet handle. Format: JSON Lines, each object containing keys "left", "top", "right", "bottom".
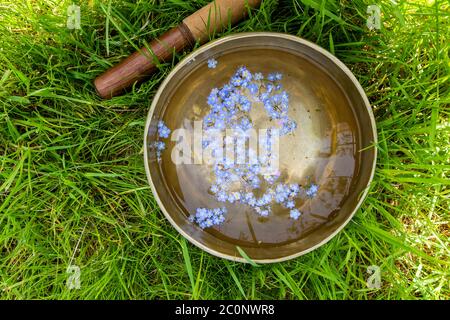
{"left": 94, "top": 0, "right": 261, "bottom": 99}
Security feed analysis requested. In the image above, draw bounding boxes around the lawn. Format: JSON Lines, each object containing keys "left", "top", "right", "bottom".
{"left": 0, "top": 0, "right": 448, "bottom": 299}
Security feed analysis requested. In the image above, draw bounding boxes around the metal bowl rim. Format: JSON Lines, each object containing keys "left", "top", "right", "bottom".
{"left": 143, "top": 32, "right": 377, "bottom": 263}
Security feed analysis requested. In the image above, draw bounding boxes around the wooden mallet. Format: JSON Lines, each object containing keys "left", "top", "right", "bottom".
{"left": 94, "top": 0, "right": 262, "bottom": 99}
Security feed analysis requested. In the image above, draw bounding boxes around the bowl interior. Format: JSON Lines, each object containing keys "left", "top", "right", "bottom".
{"left": 144, "top": 33, "right": 376, "bottom": 262}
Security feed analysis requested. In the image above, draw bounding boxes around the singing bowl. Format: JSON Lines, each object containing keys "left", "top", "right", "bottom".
{"left": 144, "top": 32, "right": 377, "bottom": 263}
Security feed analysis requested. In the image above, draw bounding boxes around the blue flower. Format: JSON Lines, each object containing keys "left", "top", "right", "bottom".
{"left": 210, "top": 184, "right": 220, "bottom": 194}
{"left": 203, "top": 113, "right": 215, "bottom": 128}
{"left": 221, "top": 84, "right": 232, "bottom": 96}
{"left": 249, "top": 164, "right": 261, "bottom": 175}
{"left": 214, "top": 118, "right": 226, "bottom": 130}
{"left": 238, "top": 95, "right": 251, "bottom": 112}
{"left": 250, "top": 176, "right": 260, "bottom": 189}
{"left": 255, "top": 198, "right": 264, "bottom": 207}
{"left": 154, "top": 141, "right": 165, "bottom": 151}
{"left": 212, "top": 216, "right": 222, "bottom": 225}
{"left": 290, "top": 209, "right": 301, "bottom": 220}
{"left": 247, "top": 83, "right": 259, "bottom": 95}
{"left": 217, "top": 190, "right": 228, "bottom": 202}
{"left": 266, "top": 83, "right": 274, "bottom": 93}
{"left": 289, "top": 183, "right": 301, "bottom": 197}
{"left": 264, "top": 174, "right": 278, "bottom": 184}
{"left": 280, "top": 118, "right": 297, "bottom": 135}
{"left": 210, "top": 103, "right": 222, "bottom": 113}
{"left": 227, "top": 193, "right": 237, "bottom": 203}
{"left": 242, "top": 192, "right": 254, "bottom": 203}
{"left": 275, "top": 193, "right": 286, "bottom": 203}
{"left": 264, "top": 100, "right": 283, "bottom": 120}
{"left": 242, "top": 192, "right": 256, "bottom": 207}
{"left": 239, "top": 117, "right": 252, "bottom": 131}
{"left": 230, "top": 75, "right": 244, "bottom": 87}
{"left": 284, "top": 200, "right": 295, "bottom": 209}
{"left": 151, "top": 141, "right": 166, "bottom": 161}
{"left": 274, "top": 183, "right": 290, "bottom": 203}
{"left": 190, "top": 207, "right": 227, "bottom": 228}
{"left": 157, "top": 120, "right": 171, "bottom": 138}
{"left": 198, "top": 66, "right": 318, "bottom": 220}
{"left": 267, "top": 72, "right": 282, "bottom": 81}
{"left": 306, "top": 183, "right": 319, "bottom": 198}
{"left": 223, "top": 97, "right": 236, "bottom": 109}
{"left": 236, "top": 66, "right": 252, "bottom": 81}
{"left": 261, "top": 192, "right": 273, "bottom": 205}
{"left": 207, "top": 89, "right": 220, "bottom": 106}
{"left": 254, "top": 72, "right": 264, "bottom": 81}
{"left": 207, "top": 58, "right": 218, "bottom": 69}
{"left": 229, "top": 66, "right": 253, "bottom": 88}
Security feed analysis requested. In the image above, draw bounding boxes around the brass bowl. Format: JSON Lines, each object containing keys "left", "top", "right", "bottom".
{"left": 144, "top": 32, "right": 377, "bottom": 263}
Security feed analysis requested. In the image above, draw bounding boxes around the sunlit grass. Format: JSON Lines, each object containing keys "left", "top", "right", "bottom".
{"left": 0, "top": 0, "right": 448, "bottom": 299}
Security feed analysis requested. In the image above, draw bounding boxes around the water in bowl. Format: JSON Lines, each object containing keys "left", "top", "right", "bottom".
{"left": 157, "top": 48, "right": 360, "bottom": 247}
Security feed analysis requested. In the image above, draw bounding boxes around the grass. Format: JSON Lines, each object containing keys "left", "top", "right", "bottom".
{"left": 0, "top": 0, "right": 448, "bottom": 299}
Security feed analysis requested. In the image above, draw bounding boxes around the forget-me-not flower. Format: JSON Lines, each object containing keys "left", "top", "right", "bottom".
{"left": 207, "top": 58, "right": 218, "bottom": 69}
